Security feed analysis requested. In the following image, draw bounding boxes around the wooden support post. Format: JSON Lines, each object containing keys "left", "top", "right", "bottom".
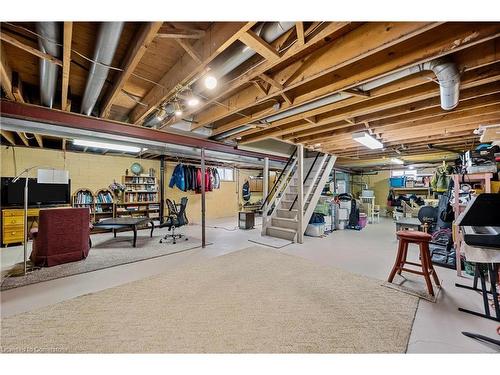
{"left": 201, "top": 148, "right": 206, "bottom": 248}
{"left": 297, "top": 144, "right": 304, "bottom": 244}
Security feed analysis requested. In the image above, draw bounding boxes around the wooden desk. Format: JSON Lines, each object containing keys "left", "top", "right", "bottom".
{"left": 1, "top": 206, "right": 69, "bottom": 246}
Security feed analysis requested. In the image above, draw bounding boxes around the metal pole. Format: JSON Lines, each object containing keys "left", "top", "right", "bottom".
{"left": 23, "top": 176, "right": 29, "bottom": 275}
{"left": 262, "top": 157, "right": 269, "bottom": 233}
{"left": 159, "top": 156, "right": 165, "bottom": 224}
{"left": 201, "top": 148, "right": 206, "bottom": 248}
{"left": 297, "top": 144, "right": 304, "bottom": 244}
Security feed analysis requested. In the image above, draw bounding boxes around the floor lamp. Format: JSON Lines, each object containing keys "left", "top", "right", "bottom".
{"left": 11, "top": 166, "right": 69, "bottom": 276}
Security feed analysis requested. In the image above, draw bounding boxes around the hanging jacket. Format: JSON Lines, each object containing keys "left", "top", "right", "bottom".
{"left": 182, "top": 165, "right": 189, "bottom": 191}
{"left": 205, "top": 168, "right": 212, "bottom": 191}
{"left": 431, "top": 165, "right": 452, "bottom": 193}
{"left": 169, "top": 164, "right": 185, "bottom": 191}
{"left": 213, "top": 168, "right": 220, "bottom": 189}
{"left": 196, "top": 168, "right": 202, "bottom": 193}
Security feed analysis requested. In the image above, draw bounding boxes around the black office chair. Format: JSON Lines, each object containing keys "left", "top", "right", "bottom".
{"left": 159, "top": 197, "right": 189, "bottom": 244}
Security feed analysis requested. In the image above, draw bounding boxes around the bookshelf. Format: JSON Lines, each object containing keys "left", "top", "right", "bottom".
{"left": 72, "top": 188, "right": 94, "bottom": 209}
{"left": 115, "top": 175, "right": 160, "bottom": 219}
{"left": 94, "top": 188, "right": 115, "bottom": 222}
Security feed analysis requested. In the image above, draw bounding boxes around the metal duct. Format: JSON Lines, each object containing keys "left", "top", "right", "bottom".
{"left": 216, "top": 58, "right": 461, "bottom": 141}
{"left": 145, "top": 22, "right": 296, "bottom": 130}
{"left": 36, "top": 22, "right": 60, "bottom": 108}
{"left": 81, "top": 22, "right": 124, "bottom": 116}
{"left": 216, "top": 22, "right": 295, "bottom": 78}
{"left": 422, "top": 59, "right": 460, "bottom": 110}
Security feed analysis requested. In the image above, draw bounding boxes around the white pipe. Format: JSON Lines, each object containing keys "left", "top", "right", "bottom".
{"left": 81, "top": 22, "right": 124, "bottom": 115}
{"left": 36, "top": 22, "right": 60, "bottom": 108}
{"left": 422, "top": 59, "right": 460, "bottom": 110}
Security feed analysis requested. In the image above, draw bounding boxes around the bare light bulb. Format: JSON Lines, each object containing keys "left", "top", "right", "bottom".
{"left": 187, "top": 97, "right": 200, "bottom": 107}
{"left": 204, "top": 75, "right": 217, "bottom": 90}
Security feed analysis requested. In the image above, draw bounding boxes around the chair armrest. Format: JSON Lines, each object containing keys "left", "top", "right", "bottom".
{"left": 29, "top": 228, "right": 38, "bottom": 239}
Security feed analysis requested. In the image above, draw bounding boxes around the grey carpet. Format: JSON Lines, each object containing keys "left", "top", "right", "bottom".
{"left": 1, "top": 230, "right": 202, "bottom": 291}
{"left": 1, "top": 247, "right": 418, "bottom": 353}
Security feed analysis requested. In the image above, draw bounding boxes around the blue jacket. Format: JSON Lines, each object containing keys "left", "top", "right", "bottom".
{"left": 169, "top": 164, "right": 185, "bottom": 191}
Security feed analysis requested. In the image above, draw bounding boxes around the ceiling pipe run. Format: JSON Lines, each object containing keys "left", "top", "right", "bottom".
{"left": 145, "top": 22, "right": 296, "bottom": 129}
{"left": 215, "top": 58, "right": 461, "bottom": 141}
{"left": 36, "top": 22, "right": 60, "bottom": 108}
{"left": 81, "top": 22, "right": 124, "bottom": 116}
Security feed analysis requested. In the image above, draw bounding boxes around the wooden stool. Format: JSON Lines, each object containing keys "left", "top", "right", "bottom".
{"left": 388, "top": 230, "right": 441, "bottom": 296}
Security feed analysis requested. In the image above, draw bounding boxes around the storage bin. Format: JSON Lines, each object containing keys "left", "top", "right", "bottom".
{"left": 390, "top": 177, "right": 406, "bottom": 188}
{"left": 359, "top": 213, "right": 367, "bottom": 228}
{"left": 305, "top": 223, "right": 325, "bottom": 237}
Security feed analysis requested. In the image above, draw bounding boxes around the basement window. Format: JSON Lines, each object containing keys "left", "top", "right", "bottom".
{"left": 391, "top": 169, "right": 417, "bottom": 178}
{"left": 217, "top": 167, "right": 234, "bottom": 182}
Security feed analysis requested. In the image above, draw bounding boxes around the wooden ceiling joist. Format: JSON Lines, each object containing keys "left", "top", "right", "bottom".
{"left": 17, "top": 132, "right": 30, "bottom": 146}
{"left": 156, "top": 26, "right": 206, "bottom": 39}
{"left": 0, "top": 32, "right": 62, "bottom": 66}
{"left": 0, "top": 42, "right": 15, "bottom": 101}
{"left": 296, "top": 22, "right": 305, "bottom": 45}
{"left": 61, "top": 22, "right": 73, "bottom": 111}
{"left": 100, "top": 22, "right": 163, "bottom": 118}
{"left": 239, "top": 30, "right": 281, "bottom": 61}
{"left": 193, "top": 22, "right": 444, "bottom": 130}
{"left": 174, "top": 38, "right": 202, "bottom": 64}
{"left": 129, "top": 22, "right": 256, "bottom": 125}
{"left": 0, "top": 130, "right": 16, "bottom": 145}
{"left": 11, "top": 71, "right": 24, "bottom": 103}
{"left": 187, "top": 22, "right": 354, "bottom": 127}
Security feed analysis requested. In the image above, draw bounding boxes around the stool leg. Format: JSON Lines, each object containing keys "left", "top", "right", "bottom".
{"left": 427, "top": 245, "right": 440, "bottom": 287}
{"left": 388, "top": 239, "right": 404, "bottom": 283}
{"left": 398, "top": 241, "right": 408, "bottom": 275}
{"left": 420, "top": 243, "right": 435, "bottom": 296}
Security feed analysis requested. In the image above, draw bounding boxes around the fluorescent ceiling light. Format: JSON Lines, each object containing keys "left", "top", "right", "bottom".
{"left": 73, "top": 139, "right": 143, "bottom": 153}
{"left": 391, "top": 158, "right": 405, "bottom": 165}
{"left": 352, "top": 132, "right": 383, "bottom": 149}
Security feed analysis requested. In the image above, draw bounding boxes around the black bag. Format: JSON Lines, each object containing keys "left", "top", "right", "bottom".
{"left": 439, "top": 183, "right": 455, "bottom": 223}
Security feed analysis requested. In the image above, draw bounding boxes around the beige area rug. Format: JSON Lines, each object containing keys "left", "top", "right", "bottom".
{"left": 1, "top": 247, "right": 418, "bottom": 353}
{"left": 383, "top": 274, "right": 442, "bottom": 303}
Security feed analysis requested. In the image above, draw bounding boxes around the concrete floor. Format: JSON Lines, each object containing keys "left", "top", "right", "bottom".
{"left": 1, "top": 217, "right": 498, "bottom": 353}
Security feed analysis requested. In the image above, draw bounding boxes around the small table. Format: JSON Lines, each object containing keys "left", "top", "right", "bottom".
{"left": 93, "top": 218, "right": 155, "bottom": 247}
{"left": 395, "top": 217, "right": 422, "bottom": 232}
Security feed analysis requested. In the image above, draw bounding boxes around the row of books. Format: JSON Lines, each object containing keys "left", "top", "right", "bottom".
{"left": 74, "top": 191, "right": 93, "bottom": 205}
{"left": 96, "top": 191, "right": 113, "bottom": 203}
{"left": 124, "top": 192, "right": 158, "bottom": 202}
{"left": 125, "top": 177, "right": 156, "bottom": 184}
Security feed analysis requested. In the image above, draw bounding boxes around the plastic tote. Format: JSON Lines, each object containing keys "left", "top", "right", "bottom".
{"left": 305, "top": 223, "right": 325, "bottom": 237}
{"left": 390, "top": 177, "right": 406, "bottom": 188}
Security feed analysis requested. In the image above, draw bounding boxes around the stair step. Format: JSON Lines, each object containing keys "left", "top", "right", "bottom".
{"left": 276, "top": 208, "right": 298, "bottom": 219}
{"left": 266, "top": 226, "right": 297, "bottom": 241}
{"left": 272, "top": 217, "right": 298, "bottom": 230}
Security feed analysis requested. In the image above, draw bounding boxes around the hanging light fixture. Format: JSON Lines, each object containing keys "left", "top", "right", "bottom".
{"left": 187, "top": 96, "right": 200, "bottom": 107}
{"left": 174, "top": 101, "right": 183, "bottom": 116}
{"left": 390, "top": 158, "right": 405, "bottom": 165}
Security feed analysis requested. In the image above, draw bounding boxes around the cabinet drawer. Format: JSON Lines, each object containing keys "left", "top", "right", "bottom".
{"left": 3, "top": 210, "right": 23, "bottom": 218}
{"left": 3, "top": 225, "right": 24, "bottom": 241}
{"left": 3, "top": 216, "right": 24, "bottom": 226}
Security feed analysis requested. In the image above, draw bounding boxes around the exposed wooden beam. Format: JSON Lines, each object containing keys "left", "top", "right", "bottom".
{"left": 34, "top": 134, "right": 43, "bottom": 148}
{"left": 175, "top": 38, "right": 202, "bottom": 64}
{"left": 241, "top": 62, "right": 500, "bottom": 143}
{"left": 193, "top": 22, "right": 443, "bottom": 130}
{"left": 61, "top": 22, "right": 73, "bottom": 111}
{"left": 129, "top": 22, "right": 256, "bottom": 124}
{"left": 252, "top": 80, "right": 268, "bottom": 96}
{"left": 259, "top": 73, "right": 283, "bottom": 90}
{"left": 0, "top": 42, "right": 15, "bottom": 100}
{"left": 0, "top": 32, "right": 62, "bottom": 66}
{"left": 100, "top": 22, "right": 162, "bottom": 118}
{"left": 11, "top": 71, "right": 24, "bottom": 103}
{"left": 344, "top": 88, "right": 370, "bottom": 98}
{"left": 62, "top": 138, "right": 66, "bottom": 151}
{"left": 17, "top": 132, "right": 29, "bottom": 146}
{"left": 185, "top": 22, "right": 355, "bottom": 125}
{"left": 0, "top": 130, "right": 16, "bottom": 145}
{"left": 296, "top": 22, "right": 305, "bottom": 45}
{"left": 239, "top": 30, "right": 280, "bottom": 61}
{"left": 156, "top": 26, "right": 206, "bottom": 39}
